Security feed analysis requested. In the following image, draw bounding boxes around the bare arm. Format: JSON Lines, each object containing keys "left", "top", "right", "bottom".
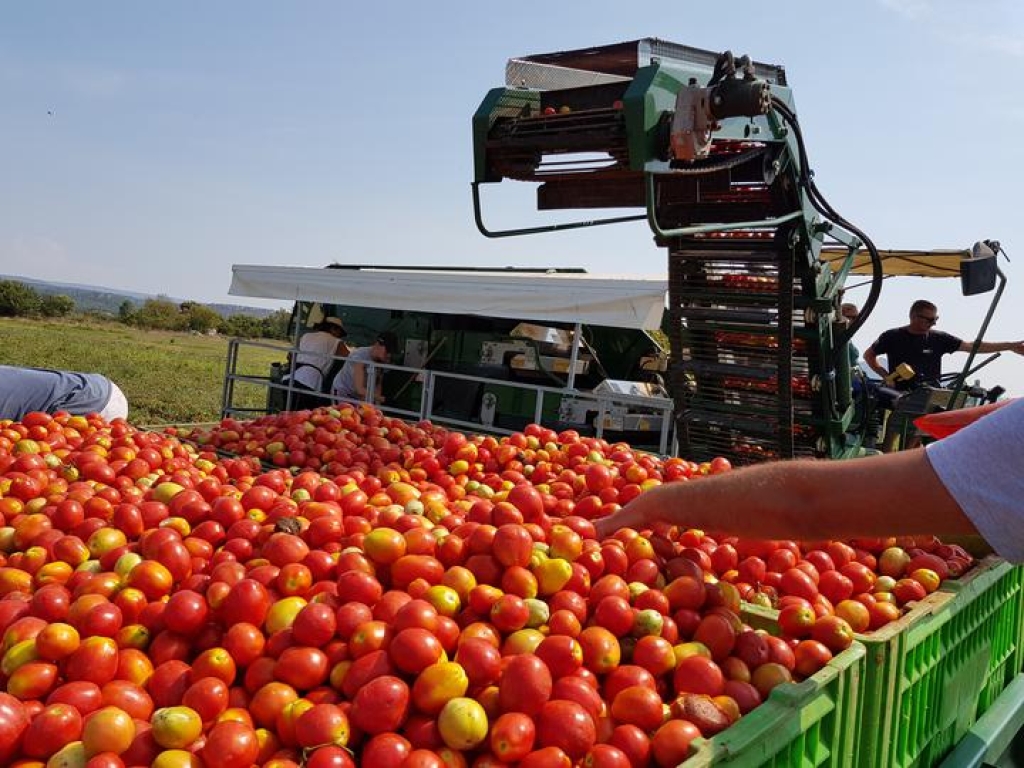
{"left": 959, "top": 340, "right": 1024, "bottom": 355}
{"left": 862, "top": 345, "right": 888, "bottom": 380}
{"left": 593, "top": 449, "right": 979, "bottom": 542}
{"left": 352, "top": 363, "right": 368, "bottom": 399}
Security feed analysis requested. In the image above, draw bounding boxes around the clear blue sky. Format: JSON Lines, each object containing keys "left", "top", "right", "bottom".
{"left": 3, "top": 1, "right": 1023, "bottom": 393}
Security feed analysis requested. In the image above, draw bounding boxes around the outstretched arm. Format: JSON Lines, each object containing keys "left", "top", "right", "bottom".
{"left": 960, "top": 340, "right": 1024, "bottom": 355}
{"left": 593, "top": 449, "right": 978, "bottom": 542}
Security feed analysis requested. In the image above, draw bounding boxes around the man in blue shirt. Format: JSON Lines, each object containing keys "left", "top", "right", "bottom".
{"left": 0, "top": 366, "right": 128, "bottom": 422}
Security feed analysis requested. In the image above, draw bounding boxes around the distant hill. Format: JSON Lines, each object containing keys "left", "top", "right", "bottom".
{"left": 0, "top": 275, "right": 275, "bottom": 318}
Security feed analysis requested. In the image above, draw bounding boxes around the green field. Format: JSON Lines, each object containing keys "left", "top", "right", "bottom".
{"left": 1, "top": 317, "right": 286, "bottom": 426}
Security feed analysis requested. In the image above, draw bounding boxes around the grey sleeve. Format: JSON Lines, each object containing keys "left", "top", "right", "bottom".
{"left": 924, "top": 399, "right": 1024, "bottom": 562}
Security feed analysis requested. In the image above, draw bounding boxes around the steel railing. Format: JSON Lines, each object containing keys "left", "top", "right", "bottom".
{"left": 221, "top": 338, "right": 676, "bottom": 455}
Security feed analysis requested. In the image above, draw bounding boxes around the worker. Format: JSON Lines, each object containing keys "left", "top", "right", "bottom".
{"left": 862, "top": 299, "right": 1024, "bottom": 450}
{"left": 864, "top": 300, "right": 1024, "bottom": 390}
{"left": 593, "top": 398, "right": 1024, "bottom": 563}
{"left": 0, "top": 365, "right": 129, "bottom": 422}
{"left": 331, "top": 332, "right": 397, "bottom": 405}
{"left": 282, "top": 317, "right": 349, "bottom": 410}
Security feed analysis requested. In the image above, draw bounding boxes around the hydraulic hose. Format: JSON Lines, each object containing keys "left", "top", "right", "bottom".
{"left": 770, "top": 96, "right": 884, "bottom": 364}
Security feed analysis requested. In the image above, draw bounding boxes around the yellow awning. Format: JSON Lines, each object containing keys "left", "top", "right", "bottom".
{"left": 821, "top": 248, "right": 969, "bottom": 278}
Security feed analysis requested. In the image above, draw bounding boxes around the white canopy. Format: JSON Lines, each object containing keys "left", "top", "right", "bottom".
{"left": 229, "top": 265, "right": 667, "bottom": 330}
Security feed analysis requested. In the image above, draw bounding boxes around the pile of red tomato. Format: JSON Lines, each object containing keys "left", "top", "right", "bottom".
{"left": 0, "top": 405, "right": 974, "bottom": 767}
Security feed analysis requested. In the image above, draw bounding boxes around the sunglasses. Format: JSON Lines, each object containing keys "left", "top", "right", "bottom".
{"left": 914, "top": 314, "right": 938, "bottom": 325}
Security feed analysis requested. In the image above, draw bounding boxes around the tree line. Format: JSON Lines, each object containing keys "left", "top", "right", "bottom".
{"left": 0, "top": 279, "right": 290, "bottom": 339}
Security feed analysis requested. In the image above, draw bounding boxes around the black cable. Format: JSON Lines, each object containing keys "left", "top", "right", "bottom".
{"left": 770, "top": 96, "right": 883, "bottom": 363}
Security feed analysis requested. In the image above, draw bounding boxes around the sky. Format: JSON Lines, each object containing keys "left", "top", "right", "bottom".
{"left": 2, "top": 1, "right": 1023, "bottom": 394}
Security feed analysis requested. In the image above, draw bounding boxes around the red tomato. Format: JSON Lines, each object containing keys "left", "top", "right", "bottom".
{"left": 201, "top": 719, "right": 261, "bottom": 768}
{"left": 693, "top": 613, "right": 737, "bottom": 662}
{"left": 723, "top": 679, "right": 763, "bottom": 714}
{"left": 182, "top": 677, "right": 230, "bottom": 723}
{"left": 492, "top": 524, "right": 534, "bottom": 568}
{"left": 607, "top": 724, "right": 652, "bottom": 768}
{"left": 293, "top": 703, "right": 349, "bottom": 750}
{"left": 810, "top": 615, "right": 855, "bottom": 653}
{"left": 551, "top": 676, "right": 603, "bottom": 721}
{"left": 536, "top": 699, "right": 597, "bottom": 759}
{"left": 191, "top": 647, "right": 238, "bottom": 686}
{"left": 101, "top": 680, "right": 154, "bottom": 721}
{"left": 340, "top": 650, "right": 395, "bottom": 700}
{"left": 519, "top": 746, "right": 572, "bottom": 768}
{"left": 291, "top": 603, "right": 337, "bottom": 647}
{"left": 577, "top": 626, "right": 621, "bottom": 675}
{"left": 673, "top": 655, "right": 725, "bottom": 697}
{"left": 535, "top": 635, "right": 583, "bottom": 679}
{"left": 506, "top": 485, "right": 545, "bottom": 522}
{"left": 162, "top": 590, "right": 209, "bottom": 636}
{"left": 219, "top": 579, "right": 271, "bottom": 628}
{"left": 780, "top": 567, "right": 819, "bottom": 601}
{"left": 21, "top": 702, "right": 82, "bottom": 758}
{"left": 609, "top": 685, "right": 664, "bottom": 732}
{"left": 751, "top": 662, "right": 793, "bottom": 699}
{"left": 793, "top": 639, "right": 833, "bottom": 679}
{"left": 304, "top": 744, "right": 357, "bottom": 768}
{"left": 275, "top": 647, "right": 330, "bottom": 691}
{"left": 651, "top": 719, "right": 701, "bottom": 766}
{"left": 248, "top": 681, "right": 298, "bottom": 729}
{"left": 389, "top": 627, "right": 445, "bottom": 675}
{"left": 498, "top": 654, "right": 553, "bottom": 717}
{"left": 489, "top": 711, "right": 536, "bottom": 763}
{"left": 778, "top": 603, "right": 816, "bottom": 639}
{"left": 603, "top": 665, "right": 656, "bottom": 703}
{"left": 592, "top": 596, "right": 634, "bottom": 637}
{"left": 84, "top": 751, "right": 127, "bottom": 768}
{"left": 817, "top": 570, "right": 854, "bottom": 604}
{"left": 453, "top": 638, "right": 501, "bottom": 689}
{"left": 46, "top": 680, "right": 103, "bottom": 716}
{"left": 764, "top": 635, "right": 797, "bottom": 671}
{"left": 222, "top": 622, "right": 266, "bottom": 668}
{"left": 349, "top": 675, "right": 410, "bottom": 735}
{"left": 360, "top": 732, "right": 412, "bottom": 768}
{"left": 81, "top": 706, "right": 136, "bottom": 757}
{"left": 583, "top": 743, "right": 633, "bottom": 768}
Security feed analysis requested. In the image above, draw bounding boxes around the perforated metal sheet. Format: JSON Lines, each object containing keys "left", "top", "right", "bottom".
{"left": 505, "top": 59, "right": 630, "bottom": 90}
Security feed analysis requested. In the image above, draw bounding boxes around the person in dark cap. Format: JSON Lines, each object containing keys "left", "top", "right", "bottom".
{"left": 331, "top": 331, "right": 397, "bottom": 405}
{"left": 282, "top": 316, "right": 349, "bottom": 409}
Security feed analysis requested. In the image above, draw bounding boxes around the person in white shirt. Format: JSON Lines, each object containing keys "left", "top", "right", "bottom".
{"left": 332, "top": 332, "right": 396, "bottom": 405}
{"left": 283, "top": 317, "right": 349, "bottom": 410}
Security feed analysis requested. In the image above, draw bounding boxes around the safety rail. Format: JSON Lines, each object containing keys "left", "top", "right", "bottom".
{"left": 221, "top": 338, "right": 676, "bottom": 455}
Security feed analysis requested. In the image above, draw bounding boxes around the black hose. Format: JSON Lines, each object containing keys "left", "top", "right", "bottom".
{"left": 770, "top": 96, "right": 884, "bottom": 363}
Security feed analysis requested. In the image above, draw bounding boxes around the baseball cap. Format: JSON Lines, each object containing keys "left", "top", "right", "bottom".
{"left": 324, "top": 317, "right": 347, "bottom": 336}
{"left": 376, "top": 331, "right": 398, "bottom": 352}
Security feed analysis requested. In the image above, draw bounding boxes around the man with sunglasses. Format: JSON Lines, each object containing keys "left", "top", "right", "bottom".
{"left": 865, "top": 299, "right": 1024, "bottom": 390}
{"left": 863, "top": 299, "right": 1024, "bottom": 449}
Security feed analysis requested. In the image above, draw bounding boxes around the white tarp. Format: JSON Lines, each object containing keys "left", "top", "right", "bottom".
{"left": 229, "top": 265, "right": 667, "bottom": 330}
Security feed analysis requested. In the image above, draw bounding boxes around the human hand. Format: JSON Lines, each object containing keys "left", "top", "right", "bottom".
{"left": 593, "top": 506, "right": 642, "bottom": 539}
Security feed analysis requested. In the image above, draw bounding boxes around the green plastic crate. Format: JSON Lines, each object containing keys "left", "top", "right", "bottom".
{"left": 854, "top": 557, "right": 1024, "bottom": 767}
{"left": 680, "top": 632, "right": 865, "bottom": 767}
{"left": 938, "top": 673, "right": 1024, "bottom": 767}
